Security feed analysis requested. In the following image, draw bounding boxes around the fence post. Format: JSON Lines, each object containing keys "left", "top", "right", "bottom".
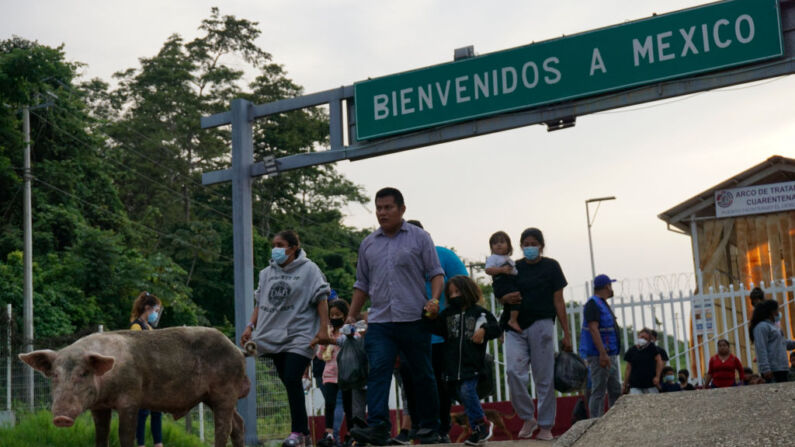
{"left": 6, "top": 304, "right": 11, "bottom": 411}
{"left": 199, "top": 402, "right": 205, "bottom": 442}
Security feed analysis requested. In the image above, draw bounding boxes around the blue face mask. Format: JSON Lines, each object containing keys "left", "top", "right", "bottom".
{"left": 664, "top": 374, "right": 676, "bottom": 383}
{"left": 523, "top": 246, "right": 540, "bottom": 261}
{"left": 147, "top": 311, "right": 159, "bottom": 324}
{"left": 271, "top": 247, "right": 288, "bottom": 264}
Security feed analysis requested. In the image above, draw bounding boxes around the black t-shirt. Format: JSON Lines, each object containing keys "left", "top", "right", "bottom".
{"left": 623, "top": 343, "right": 660, "bottom": 388}
{"left": 505, "top": 257, "right": 567, "bottom": 330}
{"left": 584, "top": 298, "right": 621, "bottom": 354}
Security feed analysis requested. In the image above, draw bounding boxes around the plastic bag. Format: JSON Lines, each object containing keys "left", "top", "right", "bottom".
{"left": 476, "top": 353, "right": 496, "bottom": 399}
{"left": 554, "top": 351, "right": 588, "bottom": 393}
{"left": 337, "top": 335, "right": 368, "bottom": 390}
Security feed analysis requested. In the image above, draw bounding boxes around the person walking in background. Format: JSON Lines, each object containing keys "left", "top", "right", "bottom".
{"left": 424, "top": 275, "right": 501, "bottom": 446}
{"left": 317, "top": 300, "right": 356, "bottom": 447}
{"left": 499, "top": 227, "right": 572, "bottom": 441}
{"left": 485, "top": 231, "right": 519, "bottom": 333}
{"left": 129, "top": 291, "right": 164, "bottom": 447}
{"left": 579, "top": 274, "right": 621, "bottom": 418}
{"left": 648, "top": 330, "right": 669, "bottom": 363}
{"left": 623, "top": 328, "right": 663, "bottom": 394}
{"left": 240, "top": 230, "right": 331, "bottom": 447}
{"left": 659, "top": 366, "right": 681, "bottom": 392}
{"left": 750, "top": 287, "right": 765, "bottom": 308}
{"left": 704, "top": 339, "right": 745, "bottom": 388}
{"left": 347, "top": 187, "right": 444, "bottom": 445}
{"left": 750, "top": 300, "right": 795, "bottom": 383}
{"left": 400, "top": 219, "right": 468, "bottom": 444}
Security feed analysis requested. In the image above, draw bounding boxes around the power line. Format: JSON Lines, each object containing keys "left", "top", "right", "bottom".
{"left": 30, "top": 110, "right": 233, "bottom": 221}
{"left": 32, "top": 176, "right": 233, "bottom": 263}
{"left": 48, "top": 82, "right": 231, "bottom": 202}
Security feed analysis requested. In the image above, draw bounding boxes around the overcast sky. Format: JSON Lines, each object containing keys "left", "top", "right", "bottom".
{"left": 4, "top": 0, "right": 794, "bottom": 302}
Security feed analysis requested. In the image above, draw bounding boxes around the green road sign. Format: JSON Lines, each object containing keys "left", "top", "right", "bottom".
{"left": 354, "top": 0, "right": 782, "bottom": 140}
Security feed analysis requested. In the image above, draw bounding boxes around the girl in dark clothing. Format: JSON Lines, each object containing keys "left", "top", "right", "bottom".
{"left": 425, "top": 276, "right": 501, "bottom": 446}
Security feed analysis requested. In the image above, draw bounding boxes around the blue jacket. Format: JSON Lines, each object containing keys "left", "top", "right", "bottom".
{"left": 426, "top": 246, "right": 468, "bottom": 344}
{"left": 579, "top": 296, "right": 620, "bottom": 357}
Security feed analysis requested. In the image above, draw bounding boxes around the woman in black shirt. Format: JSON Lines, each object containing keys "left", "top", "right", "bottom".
{"left": 500, "top": 228, "right": 572, "bottom": 441}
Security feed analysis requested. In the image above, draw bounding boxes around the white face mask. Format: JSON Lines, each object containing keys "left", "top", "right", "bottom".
{"left": 637, "top": 338, "right": 648, "bottom": 347}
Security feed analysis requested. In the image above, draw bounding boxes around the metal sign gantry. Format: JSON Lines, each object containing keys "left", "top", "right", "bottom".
{"left": 201, "top": 1, "right": 794, "bottom": 444}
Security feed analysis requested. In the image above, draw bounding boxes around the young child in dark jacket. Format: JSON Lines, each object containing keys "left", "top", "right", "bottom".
{"left": 423, "top": 275, "right": 502, "bottom": 446}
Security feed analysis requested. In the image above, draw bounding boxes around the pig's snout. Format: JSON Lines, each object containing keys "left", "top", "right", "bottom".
{"left": 53, "top": 415, "right": 75, "bottom": 427}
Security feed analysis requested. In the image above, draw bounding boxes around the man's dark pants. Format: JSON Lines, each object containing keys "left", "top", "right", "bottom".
{"left": 365, "top": 320, "right": 440, "bottom": 432}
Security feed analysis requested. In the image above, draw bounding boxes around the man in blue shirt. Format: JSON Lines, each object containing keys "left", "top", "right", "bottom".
{"left": 579, "top": 274, "right": 621, "bottom": 418}
{"left": 348, "top": 188, "right": 444, "bottom": 445}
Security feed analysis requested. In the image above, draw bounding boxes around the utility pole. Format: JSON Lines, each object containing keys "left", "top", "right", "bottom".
{"left": 21, "top": 94, "right": 55, "bottom": 410}
{"left": 585, "top": 196, "right": 616, "bottom": 279}
{"left": 22, "top": 104, "right": 34, "bottom": 409}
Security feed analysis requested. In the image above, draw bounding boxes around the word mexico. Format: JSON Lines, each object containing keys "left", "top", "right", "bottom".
{"left": 354, "top": 0, "right": 782, "bottom": 140}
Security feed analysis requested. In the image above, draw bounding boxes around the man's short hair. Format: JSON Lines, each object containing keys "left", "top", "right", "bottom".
{"left": 375, "top": 187, "right": 404, "bottom": 207}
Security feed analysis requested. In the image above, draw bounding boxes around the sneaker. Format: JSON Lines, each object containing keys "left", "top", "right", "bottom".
{"left": 351, "top": 423, "right": 390, "bottom": 446}
{"left": 319, "top": 433, "right": 336, "bottom": 447}
{"left": 389, "top": 429, "right": 411, "bottom": 445}
{"left": 283, "top": 433, "right": 306, "bottom": 447}
{"left": 343, "top": 435, "right": 356, "bottom": 447}
{"left": 415, "top": 428, "right": 441, "bottom": 445}
{"left": 535, "top": 428, "right": 554, "bottom": 441}
{"left": 517, "top": 419, "right": 538, "bottom": 439}
{"left": 438, "top": 434, "right": 451, "bottom": 444}
{"left": 464, "top": 421, "right": 493, "bottom": 446}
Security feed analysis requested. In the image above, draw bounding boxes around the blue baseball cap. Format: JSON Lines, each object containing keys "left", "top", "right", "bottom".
{"left": 594, "top": 274, "right": 617, "bottom": 289}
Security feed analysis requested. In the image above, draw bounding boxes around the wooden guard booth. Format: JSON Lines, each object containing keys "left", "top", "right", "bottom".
{"left": 659, "top": 155, "right": 795, "bottom": 372}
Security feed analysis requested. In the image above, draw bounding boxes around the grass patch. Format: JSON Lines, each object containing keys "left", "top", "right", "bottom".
{"left": 0, "top": 410, "right": 207, "bottom": 447}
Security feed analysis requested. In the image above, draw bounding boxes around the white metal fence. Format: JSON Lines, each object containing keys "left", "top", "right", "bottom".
{"left": 479, "top": 279, "right": 795, "bottom": 400}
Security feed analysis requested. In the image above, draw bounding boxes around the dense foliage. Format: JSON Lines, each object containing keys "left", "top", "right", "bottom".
{"left": 0, "top": 8, "right": 368, "bottom": 343}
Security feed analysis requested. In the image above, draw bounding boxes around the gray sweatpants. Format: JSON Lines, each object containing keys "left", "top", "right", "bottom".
{"left": 505, "top": 319, "right": 556, "bottom": 428}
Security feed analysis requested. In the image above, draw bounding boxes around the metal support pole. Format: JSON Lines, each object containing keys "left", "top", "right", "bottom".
{"left": 6, "top": 304, "right": 11, "bottom": 411}
{"left": 230, "top": 98, "right": 258, "bottom": 445}
{"left": 585, "top": 196, "right": 615, "bottom": 279}
{"left": 22, "top": 105, "right": 34, "bottom": 410}
{"left": 690, "top": 216, "right": 704, "bottom": 293}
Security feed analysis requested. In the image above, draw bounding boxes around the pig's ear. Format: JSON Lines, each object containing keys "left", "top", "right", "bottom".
{"left": 86, "top": 353, "right": 115, "bottom": 377}
{"left": 18, "top": 350, "right": 57, "bottom": 377}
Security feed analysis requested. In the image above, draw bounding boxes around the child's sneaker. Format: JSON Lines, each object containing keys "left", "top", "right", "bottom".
{"left": 464, "top": 421, "right": 493, "bottom": 446}
{"left": 283, "top": 432, "right": 306, "bottom": 447}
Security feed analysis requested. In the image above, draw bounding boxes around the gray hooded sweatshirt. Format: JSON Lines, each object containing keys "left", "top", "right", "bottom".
{"left": 252, "top": 250, "right": 330, "bottom": 359}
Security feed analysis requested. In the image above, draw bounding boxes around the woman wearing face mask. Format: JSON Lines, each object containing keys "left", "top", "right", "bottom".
{"left": 750, "top": 299, "right": 795, "bottom": 383}
{"left": 241, "top": 230, "right": 331, "bottom": 447}
{"left": 129, "top": 291, "right": 163, "bottom": 447}
{"left": 704, "top": 339, "right": 744, "bottom": 388}
{"left": 499, "top": 228, "right": 571, "bottom": 441}
{"left": 622, "top": 328, "right": 663, "bottom": 395}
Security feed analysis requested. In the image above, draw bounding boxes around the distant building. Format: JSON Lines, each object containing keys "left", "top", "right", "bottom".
{"left": 659, "top": 155, "right": 795, "bottom": 368}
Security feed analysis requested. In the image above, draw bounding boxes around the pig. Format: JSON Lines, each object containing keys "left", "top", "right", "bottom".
{"left": 19, "top": 326, "right": 251, "bottom": 447}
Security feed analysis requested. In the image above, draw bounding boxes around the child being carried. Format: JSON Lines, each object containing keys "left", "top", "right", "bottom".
{"left": 485, "top": 231, "right": 520, "bottom": 333}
